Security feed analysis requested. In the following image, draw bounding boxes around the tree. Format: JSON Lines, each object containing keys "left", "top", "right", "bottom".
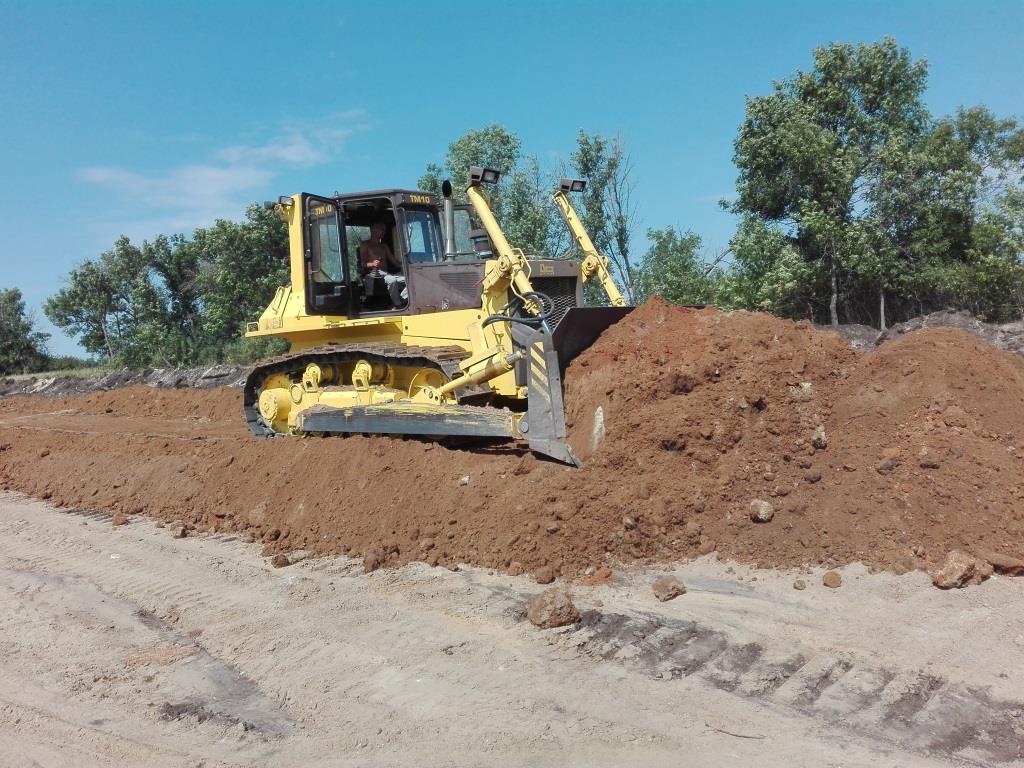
{"left": 570, "top": 132, "right": 639, "bottom": 302}
{"left": 717, "top": 217, "right": 819, "bottom": 317}
{"left": 44, "top": 237, "right": 150, "bottom": 362}
{"left": 0, "top": 288, "right": 49, "bottom": 374}
{"left": 45, "top": 204, "right": 289, "bottom": 367}
{"left": 634, "top": 227, "right": 713, "bottom": 305}
{"left": 193, "top": 204, "right": 289, "bottom": 356}
{"left": 733, "top": 38, "right": 929, "bottom": 325}
{"left": 419, "top": 124, "right": 565, "bottom": 258}
{"left": 731, "top": 38, "right": 1024, "bottom": 327}
{"left": 419, "top": 124, "right": 523, "bottom": 209}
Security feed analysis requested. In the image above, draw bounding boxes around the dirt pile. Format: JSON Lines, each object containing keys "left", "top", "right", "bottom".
{"left": 0, "top": 364, "right": 246, "bottom": 398}
{"left": 1, "top": 297, "right": 1023, "bottom": 581}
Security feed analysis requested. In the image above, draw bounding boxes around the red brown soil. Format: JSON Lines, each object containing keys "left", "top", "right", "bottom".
{"left": 2, "top": 297, "right": 1023, "bottom": 580}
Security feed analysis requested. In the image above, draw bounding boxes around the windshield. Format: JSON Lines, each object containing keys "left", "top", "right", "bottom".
{"left": 403, "top": 209, "right": 441, "bottom": 263}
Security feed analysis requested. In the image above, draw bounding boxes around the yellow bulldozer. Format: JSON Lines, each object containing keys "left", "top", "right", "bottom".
{"left": 243, "top": 167, "right": 632, "bottom": 465}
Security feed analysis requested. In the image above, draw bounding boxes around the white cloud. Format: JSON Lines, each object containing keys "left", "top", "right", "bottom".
{"left": 77, "top": 110, "right": 367, "bottom": 239}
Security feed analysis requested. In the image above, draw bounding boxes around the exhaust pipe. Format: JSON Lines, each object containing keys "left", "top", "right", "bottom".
{"left": 442, "top": 179, "right": 456, "bottom": 260}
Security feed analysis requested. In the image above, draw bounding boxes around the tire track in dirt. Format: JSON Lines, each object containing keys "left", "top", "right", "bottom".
{"left": 566, "top": 609, "right": 1024, "bottom": 764}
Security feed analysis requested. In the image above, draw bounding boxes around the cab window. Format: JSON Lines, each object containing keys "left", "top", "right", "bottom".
{"left": 403, "top": 209, "right": 441, "bottom": 263}
{"left": 452, "top": 208, "right": 476, "bottom": 260}
{"left": 308, "top": 201, "right": 344, "bottom": 284}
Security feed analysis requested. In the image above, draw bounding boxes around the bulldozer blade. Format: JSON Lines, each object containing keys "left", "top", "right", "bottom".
{"left": 551, "top": 306, "right": 634, "bottom": 369}
{"left": 513, "top": 324, "right": 582, "bottom": 467}
{"left": 297, "top": 402, "right": 518, "bottom": 438}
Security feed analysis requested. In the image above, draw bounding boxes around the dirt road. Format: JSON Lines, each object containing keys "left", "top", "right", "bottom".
{"left": 2, "top": 491, "right": 1022, "bottom": 767}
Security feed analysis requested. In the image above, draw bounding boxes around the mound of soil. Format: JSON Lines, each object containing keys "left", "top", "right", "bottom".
{"left": 1, "top": 298, "right": 1022, "bottom": 581}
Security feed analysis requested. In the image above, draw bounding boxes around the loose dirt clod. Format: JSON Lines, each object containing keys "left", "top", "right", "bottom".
{"left": 984, "top": 552, "right": 1024, "bottom": 576}
{"left": 932, "top": 550, "right": 994, "bottom": 589}
{"left": 652, "top": 575, "right": 686, "bottom": 601}
{"left": 525, "top": 586, "right": 580, "bottom": 628}
{"left": 793, "top": 579, "right": 807, "bottom": 590}
{"left": 111, "top": 513, "right": 129, "bottom": 527}
{"left": 533, "top": 566, "right": 555, "bottom": 585}
{"left": 822, "top": 571, "right": 842, "bottom": 589}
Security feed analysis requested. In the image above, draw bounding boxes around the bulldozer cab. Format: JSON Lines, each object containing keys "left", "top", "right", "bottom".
{"left": 302, "top": 190, "right": 489, "bottom": 320}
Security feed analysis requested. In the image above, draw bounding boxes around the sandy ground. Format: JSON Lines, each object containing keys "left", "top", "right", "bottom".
{"left": 1, "top": 491, "right": 1022, "bottom": 767}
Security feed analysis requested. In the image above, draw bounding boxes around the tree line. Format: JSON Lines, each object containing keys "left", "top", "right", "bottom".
{"left": 2, "top": 37, "right": 1021, "bottom": 375}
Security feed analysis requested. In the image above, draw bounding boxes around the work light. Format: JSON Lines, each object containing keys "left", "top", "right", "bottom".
{"left": 469, "top": 166, "right": 501, "bottom": 185}
{"left": 558, "top": 178, "right": 587, "bottom": 193}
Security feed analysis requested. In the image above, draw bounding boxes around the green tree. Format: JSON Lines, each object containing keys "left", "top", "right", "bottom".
{"left": 45, "top": 204, "right": 289, "bottom": 367}
{"left": 44, "top": 237, "right": 152, "bottom": 362}
{"left": 193, "top": 203, "right": 289, "bottom": 357}
{"left": 419, "top": 124, "right": 522, "bottom": 207}
{"left": 419, "top": 124, "right": 564, "bottom": 257}
{"left": 717, "top": 217, "right": 820, "bottom": 317}
{"left": 570, "top": 131, "right": 638, "bottom": 302}
{"left": 733, "top": 38, "right": 929, "bottom": 325}
{"left": 634, "top": 227, "right": 713, "bottom": 305}
{"left": 731, "top": 37, "right": 1024, "bottom": 326}
{"left": 0, "top": 288, "right": 50, "bottom": 374}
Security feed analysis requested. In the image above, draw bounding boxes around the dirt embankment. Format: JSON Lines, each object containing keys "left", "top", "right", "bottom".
{"left": 0, "top": 364, "right": 246, "bottom": 397}
{"left": 1, "top": 298, "right": 1023, "bottom": 581}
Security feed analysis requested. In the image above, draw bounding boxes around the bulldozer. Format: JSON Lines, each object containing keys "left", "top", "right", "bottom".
{"left": 243, "top": 168, "right": 632, "bottom": 465}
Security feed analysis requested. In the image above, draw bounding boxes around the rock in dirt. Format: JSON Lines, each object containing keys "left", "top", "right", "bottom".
{"left": 270, "top": 553, "right": 290, "bottom": 568}
{"left": 111, "top": 513, "right": 130, "bottom": 527}
{"left": 507, "top": 561, "right": 524, "bottom": 576}
{"left": 169, "top": 523, "right": 187, "bottom": 538}
{"left": 822, "top": 571, "right": 842, "bottom": 588}
{"left": 793, "top": 578, "right": 807, "bottom": 590}
{"left": 877, "top": 457, "right": 899, "bottom": 474}
{"left": 533, "top": 566, "right": 555, "bottom": 584}
{"left": 811, "top": 425, "right": 828, "bottom": 449}
{"left": 578, "top": 566, "right": 612, "bottom": 586}
{"left": 363, "top": 551, "right": 382, "bottom": 574}
{"left": 525, "top": 586, "right": 580, "bottom": 629}
{"left": 983, "top": 551, "right": 1024, "bottom": 576}
{"left": 652, "top": 575, "right": 686, "bottom": 602}
{"left": 749, "top": 499, "right": 775, "bottom": 523}
{"left": 932, "top": 550, "right": 994, "bottom": 589}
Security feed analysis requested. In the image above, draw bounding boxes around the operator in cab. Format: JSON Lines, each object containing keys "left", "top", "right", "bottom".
{"left": 358, "top": 221, "right": 408, "bottom": 308}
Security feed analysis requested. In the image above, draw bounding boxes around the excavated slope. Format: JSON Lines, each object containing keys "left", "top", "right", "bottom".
{"left": 1, "top": 297, "right": 1022, "bottom": 580}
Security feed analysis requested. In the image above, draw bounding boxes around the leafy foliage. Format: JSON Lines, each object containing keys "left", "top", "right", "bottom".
{"left": 731, "top": 38, "right": 1024, "bottom": 326}
{"left": 0, "top": 288, "right": 50, "bottom": 374}
{"left": 45, "top": 205, "right": 288, "bottom": 367}
{"left": 634, "top": 227, "right": 713, "bottom": 306}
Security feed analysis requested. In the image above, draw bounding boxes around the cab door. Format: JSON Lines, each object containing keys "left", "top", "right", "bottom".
{"left": 303, "top": 194, "right": 352, "bottom": 317}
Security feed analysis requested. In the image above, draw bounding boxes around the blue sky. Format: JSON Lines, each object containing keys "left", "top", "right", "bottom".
{"left": 2, "top": 0, "right": 1022, "bottom": 355}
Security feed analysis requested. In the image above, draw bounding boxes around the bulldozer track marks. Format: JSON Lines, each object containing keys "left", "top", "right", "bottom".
{"left": 1, "top": 495, "right": 1022, "bottom": 765}
{"left": 568, "top": 609, "right": 1024, "bottom": 764}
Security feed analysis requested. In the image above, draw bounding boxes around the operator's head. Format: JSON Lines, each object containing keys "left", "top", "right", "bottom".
{"left": 371, "top": 221, "right": 386, "bottom": 241}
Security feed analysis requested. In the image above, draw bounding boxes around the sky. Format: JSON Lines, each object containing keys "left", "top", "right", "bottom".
{"left": 2, "top": 0, "right": 1022, "bottom": 355}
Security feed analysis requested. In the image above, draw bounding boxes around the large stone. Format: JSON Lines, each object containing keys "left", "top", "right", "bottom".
{"left": 932, "top": 550, "right": 993, "bottom": 589}
{"left": 533, "top": 565, "right": 555, "bottom": 584}
{"left": 749, "top": 499, "right": 775, "bottom": 523}
{"left": 526, "top": 586, "right": 580, "bottom": 629}
{"left": 652, "top": 575, "right": 686, "bottom": 602}
{"left": 983, "top": 551, "right": 1024, "bottom": 576}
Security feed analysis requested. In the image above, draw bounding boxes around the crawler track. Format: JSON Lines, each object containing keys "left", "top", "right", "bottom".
{"left": 242, "top": 342, "right": 471, "bottom": 436}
